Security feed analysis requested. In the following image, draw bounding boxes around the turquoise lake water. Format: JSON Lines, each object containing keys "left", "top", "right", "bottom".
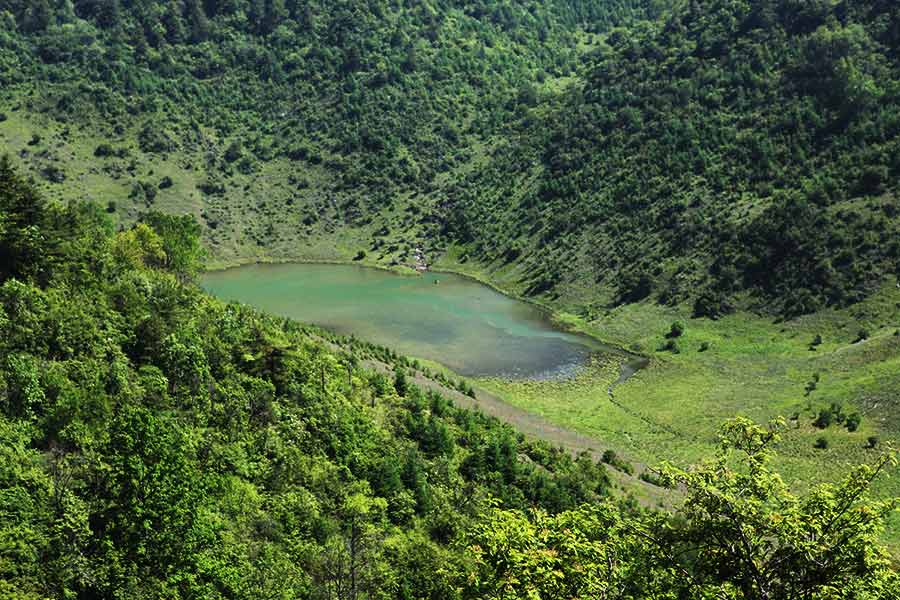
{"left": 202, "top": 263, "right": 606, "bottom": 378}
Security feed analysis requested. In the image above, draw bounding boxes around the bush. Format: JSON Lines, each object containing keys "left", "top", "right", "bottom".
{"left": 867, "top": 435, "right": 879, "bottom": 449}
{"left": 198, "top": 178, "right": 226, "bottom": 196}
{"left": 95, "top": 143, "right": 114, "bottom": 157}
{"left": 601, "top": 449, "right": 634, "bottom": 475}
{"left": 394, "top": 370, "right": 408, "bottom": 397}
{"left": 809, "top": 334, "right": 822, "bottom": 350}
{"left": 659, "top": 339, "right": 681, "bottom": 354}
{"left": 159, "top": 176, "right": 174, "bottom": 189}
{"left": 106, "top": 200, "right": 117, "bottom": 213}
{"left": 814, "top": 407, "right": 833, "bottom": 429}
{"left": 0, "top": 112, "right": 7, "bottom": 122}
{"left": 692, "top": 291, "right": 733, "bottom": 319}
{"left": 804, "top": 373, "right": 819, "bottom": 396}
{"left": 814, "top": 437, "right": 829, "bottom": 450}
{"left": 41, "top": 164, "right": 65, "bottom": 183}
{"left": 224, "top": 141, "right": 243, "bottom": 163}
{"left": 846, "top": 413, "right": 861, "bottom": 433}
{"left": 854, "top": 328, "right": 870, "bottom": 343}
{"left": 354, "top": 250, "right": 367, "bottom": 261}
{"left": 698, "top": 341, "right": 710, "bottom": 352}
{"left": 139, "top": 125, "right": 176, "bottom": 153}
{"left": 639, "top": 471, "right": 672, "bottom": 488}
{"left": 667, "top": 321, "right": 685, "bottom": 338}
{"left": 237, "top": 156, "right": 256, "bottom": 175}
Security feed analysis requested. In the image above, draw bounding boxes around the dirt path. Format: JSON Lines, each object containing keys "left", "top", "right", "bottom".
{"left": 362, "top": 357, "right": 674, "bottom": 506}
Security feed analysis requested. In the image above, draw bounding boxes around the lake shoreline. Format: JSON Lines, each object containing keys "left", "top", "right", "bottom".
{"left": 202, "top": 256, "right": 650, "bottom": 385}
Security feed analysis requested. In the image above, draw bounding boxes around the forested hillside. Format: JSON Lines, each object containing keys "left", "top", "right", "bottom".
{"left": 0, "top": 0, "right": 656, "bottom": 263}
{"left": 2, "top": 0, "right": 897, "bottom": 317}
{"left": 3, "top": 1, "right": 900, "bottom": 595}
{"left": 444, "top": 0, "right": 900, "bottom": 316}
{"left": 2, "top": 153, "right": 900, "bottom": 598}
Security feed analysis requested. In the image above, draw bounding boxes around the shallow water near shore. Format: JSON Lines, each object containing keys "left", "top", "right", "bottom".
{"left": 202, "top": 262, "right": 613, "bottom": 378}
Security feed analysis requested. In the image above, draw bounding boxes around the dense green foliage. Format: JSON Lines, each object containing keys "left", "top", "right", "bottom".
{"left": 0, "top": 0, "right": 652, "bottom": 220}
{"left": 442, "top": 0, "right": 900, "bottom": 316}
{"left": 2, "top": 159, "right": 900, "bottom": 596}
{"left": 0, "top": 158, "right": 623, "bottom": 598}
{"left": 2, "top": 0, "right": 900, "bottom": 595}
{"left": 5, "top": 0, "right": 896, "bottom": 317}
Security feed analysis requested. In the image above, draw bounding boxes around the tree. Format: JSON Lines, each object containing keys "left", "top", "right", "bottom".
{"left": 139, "top": 211, "right": 205, "bottom": 282}
{"left": 668, "top": 321, "right": 685, "bottom": 338}
{"left": 645, "top": 417, "right": 899, "bottom": 600}
{"left": 456, "top": 501, "right": 677, "bottom": 599}
{"left": 0, "top": 156, "right": 56, "bottom": 283}
{"left": 393, "top": 369, "right": 408, "bottom": 397}
{"left": 184, "top": 0, "right": 210, "bottom": 42}
{"left": 313, "top": 488, "right": 389, "bottom": 600}
{"left": 113, "top": 223, "right": 167, "bottom": 271}
{"left": 23, "top": 0, "right": 51, "bottom": 32}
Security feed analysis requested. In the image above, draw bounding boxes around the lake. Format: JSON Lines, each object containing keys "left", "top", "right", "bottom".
{"left": 202, "top": 263, "right": 607, "bottom": 378}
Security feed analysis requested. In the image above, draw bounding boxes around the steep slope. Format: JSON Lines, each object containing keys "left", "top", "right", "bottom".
{"left": 3, "top": 154, "right": 899, "bottom": 600}
{"left": 0, "top": 158, "right": 620, "bottom": 598}
{"left": 442, "top": 0, "right": 900, "bottom": 317}
{"left": 0, "top": 0, "right": 654, "bottom": 263}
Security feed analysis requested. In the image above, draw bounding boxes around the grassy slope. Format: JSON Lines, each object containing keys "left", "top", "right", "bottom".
{"left": 4, "top": 9, "right": 900, "bottom": 548}
{"left": 435, "top": 249, "right": 900, "bottom": 542}
{"left": 6, "top": 105, "right": 900, "bottom": 541}
{"left": 0, "top": 107, "right": 434, "bottom": 270}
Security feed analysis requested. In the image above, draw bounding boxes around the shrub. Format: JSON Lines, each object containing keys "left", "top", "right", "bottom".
{"left": 804, "top": 373, "right": 819, "bottom": 396}
{"left": 224, "top": 141, "right": 243, "bottom": 163}
{"left": 698, "top": 341, "right": 710, "bottom": 352}
{"left": 668, "top": 321, "right": 685, "bottom": 338}
{"left": 0, "top": 112, "right": 7, "bottom": 122}
{"left": 854, "top": 328, "right": 870, "bottom": 343}
{"left": 814, "top": 436, "right": 829, "bottom": 450}
{"left": 659, "top": 339, "right": 680, "bottom": 354}
{"left": 354, "top": 250, "right": 367, "bottom": 261}
{"left": 602, "top": 449, "right": 634, "bottom": 475}
{"left": 138, "top": 125, "right": 176, "bottom": 153}
{"left": 692, "top": 291, "right": 733, "bottom": 319}
{"left": 846, "top": 413, "right": 861, "bottom": 432}
{"left": 867, "top": 435, "right": 879, "bottom": 449}
{"left": 809, "top": 334, "right": 822, "bottom": 350}
{"left": 95, "top": 143, "right": 114, "bottom": 157}
{"left": 159, "top": 176, "right": 174, "bottom": 189}
{"left": 28, "top": 134, "right": 41, "bottom": 146}
{"left": 394, "top": 370, "right": 408, "bottom": 397}
{"left": 41, "top": 164, "right": 65, "bottom": 183}
{"left": 106, "top": 200, "right": 117, "bottom": 213}
{"left": 814, "top": 407, "right": 833, "bottom": 429}
{"left": 639, "top": 471, "right": 672, "bottom": 488}
{"left": 832, "top": 403, "right": 846, "bottom": 424}
{"left": 198, "top": 178, "right": 226, "bottom": 196}
{"left": 237, "top": 156, "right": 256, "bottom": 175}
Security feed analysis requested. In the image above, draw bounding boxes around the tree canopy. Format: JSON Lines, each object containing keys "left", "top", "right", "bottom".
{"left": 0, "top": 157, "right": 898, "bottom": 597}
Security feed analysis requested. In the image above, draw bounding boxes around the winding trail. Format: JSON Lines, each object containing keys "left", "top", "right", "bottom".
{"left": 361, "top": 353, "right": 675, "bottom": 506}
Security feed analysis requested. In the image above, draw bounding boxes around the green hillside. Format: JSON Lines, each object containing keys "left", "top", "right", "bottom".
{"left": 2, "top": 0, "right": 898, "bottom": 318}
{"left": 2, "top": 146, "right": 899, "bottom": 599}
{"left": 0, "top": 0, "right": 656, "bottom": 263}
{"left": 443, "top": 0, "right": 900, "bottom": 317}
{"left": 3, "top": 0, "right": 900, "bottom": 595}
